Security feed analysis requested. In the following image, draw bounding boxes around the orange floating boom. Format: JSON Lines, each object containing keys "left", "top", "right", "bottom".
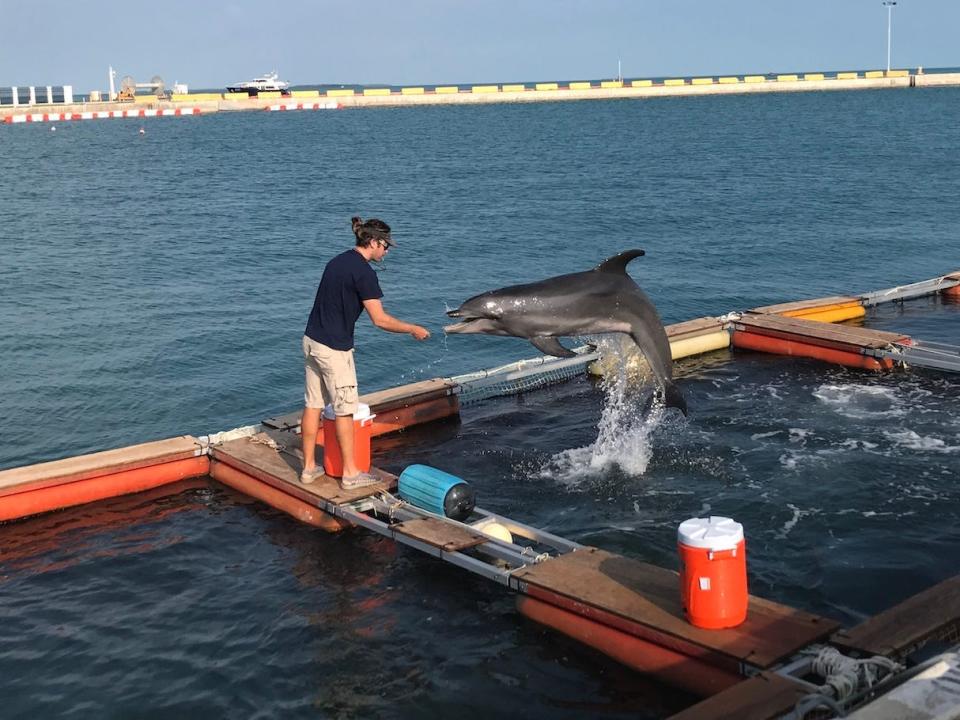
{"left": 209, "top": 460, "right": 349, "bottom": 532}
{"left": 516, "top": 596, "right": 742, "bottom": 697}
{"left": 0, "top": 455, "right": 209, "bottom": 523}
{"left": 733, "top": 331, "right": 893, "bottom": 371}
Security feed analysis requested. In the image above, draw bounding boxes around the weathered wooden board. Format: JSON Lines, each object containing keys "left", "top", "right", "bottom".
{"left": 514, "top": 547, "right": 838, "bottom": 669}
{"left": 0, "top": 436, "right": 201, "bottom": 497}
{"left": 666, "top": 672, "right": 810, "bottom": 720}
{"left": 211, "top": 434, "right": 395, "bottom": 505}
{"left": 263, "top": 378, "right": 458, "bottom": 429}
{"left": 393, "top": 517, "right": 489, "bottom": 552}
{"left": 736, "top": 313, "right": 909, "bottom": 350}
{"left": 750, "top": 295, "right": 860, "bottom": 315}
{"left": 832, "top": 574, "right": 960, "bottom": 658}
{"left": 667, "top": 317, "right": 727, "bottom": 340}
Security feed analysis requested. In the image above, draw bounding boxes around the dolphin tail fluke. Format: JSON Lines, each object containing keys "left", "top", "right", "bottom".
{"left": 663, "top": 381, "right": 688, "bottom": 416}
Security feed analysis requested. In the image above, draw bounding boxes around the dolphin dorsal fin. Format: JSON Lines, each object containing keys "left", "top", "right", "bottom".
{"left": 594, "top": 249, "right": 646, "bottom": 274}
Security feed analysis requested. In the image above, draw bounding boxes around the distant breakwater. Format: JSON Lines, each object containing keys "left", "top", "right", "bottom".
{"left": 3, "top": 70, "right": 959, "bottom": 124}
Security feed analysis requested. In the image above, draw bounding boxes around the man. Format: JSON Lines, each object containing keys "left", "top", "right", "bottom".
{"left": 301, "top": 216, "right": 430, "bottom": 488}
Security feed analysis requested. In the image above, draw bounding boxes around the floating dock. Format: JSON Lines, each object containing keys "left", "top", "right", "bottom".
{"left": 2, "top": 270, "right": 959, "bottom": 717}
{"left": 3, "top": 70, "right": 960, "bottom": 125}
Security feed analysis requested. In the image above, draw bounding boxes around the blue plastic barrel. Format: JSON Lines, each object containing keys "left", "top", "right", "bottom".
{"left": 398, "top": 464, "right": 476, "bottom": 521}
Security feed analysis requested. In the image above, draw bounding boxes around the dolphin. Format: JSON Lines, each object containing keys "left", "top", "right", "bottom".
{"left": 444, "top": 249, "right": 687, "bottom": 415}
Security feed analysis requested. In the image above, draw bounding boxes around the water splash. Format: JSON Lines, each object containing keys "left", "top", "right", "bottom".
{"left": 538, "top": 338, "right": 666, "bottom": 488}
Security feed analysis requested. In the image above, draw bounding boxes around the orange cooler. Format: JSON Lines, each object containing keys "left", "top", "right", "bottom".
{"left": 677, "top": 516, "right": 748, "bottom": 629}
{"left": 321, "top": 403, "right": 375, "bottom": 478}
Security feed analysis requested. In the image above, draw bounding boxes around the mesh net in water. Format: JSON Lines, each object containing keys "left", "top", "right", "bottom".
{"left": 450, "top": 350, "right": 597, "bottom": 406}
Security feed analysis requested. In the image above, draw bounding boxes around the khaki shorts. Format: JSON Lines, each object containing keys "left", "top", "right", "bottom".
{"left": 302, "top": 335, "right": 359, "bottom": 415}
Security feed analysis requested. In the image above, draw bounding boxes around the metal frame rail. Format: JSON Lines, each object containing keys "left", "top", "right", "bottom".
{"left": 872, "top": 339, "right": 960, "bottom": 373}
{"left": 859, "top": 274, "right": 960, "bottom": 306}
{"left": 322, "top": 488, "right": 583, "bottom": 586}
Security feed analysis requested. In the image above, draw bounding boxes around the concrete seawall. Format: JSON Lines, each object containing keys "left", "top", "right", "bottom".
{"left": 3, "top": 72, "right": 958, "bottom": 122}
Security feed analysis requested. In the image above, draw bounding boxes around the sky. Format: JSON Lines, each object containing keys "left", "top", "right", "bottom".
{"left": 2, "top": 0, "right": 958, "bottom": 92}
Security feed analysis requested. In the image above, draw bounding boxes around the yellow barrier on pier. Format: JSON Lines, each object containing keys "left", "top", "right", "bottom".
{"left": 632, "top": 79, "right": 653, "bottom": 87}
{"left": 887, "top": 69, "right": 909, "bottom": 78}
{"left": 134, "top": 95, "right": 160, "bottom": 104}
{"left": 777, "top": 74, "right": 799, "bottom": 82}
{"left": 781, "top": 301, "right": 867, "bottom": 324}
{"left": 171, "top": 93, "right": 221, "bottom": 102}
{"left": 222, "top": 93, "right": 248, "bottom": 101}
{"left": 744, "top": 75, "right": 766, "bottom": 83}
{"left": 502, "top": 84, "right": 526, "bottom": 93}
{"left": 327, "top": 89, "right": 355, "bottom": 97}
{"left": 291, "top": 90, "right": 320, "bottom": 98}
{"left": 363, "top": 88, "right": 391, "bottom": 96}
{"left": 472, "top": 85, "right": 499, "bottom": 93}
{"left": 401, "top": 87, "right": 425, "bottom": 95}
{"left": 600, "top": 80, "right": 623, "bottom": 89}
{"left": 535, "top": 83, "right": 559, "bottom": 91}
{"left": 435, "top": 86, "right": 459, "bottom": 94}
{"left": 837, "top": 72, "right": 858, "bottom": 80}
{"left": 803, "top": 73, "right": 825, "bottom": 81}
{"left": 569, "top": 82, "right": 592, "bottom": 90}
{"left": 719, "top": 77, "right": 740, "bottom": 84}
{"left": 865, "top": 70, "right": 884, "bottom": 79}
{"left": 692, "top": 78, "right": 714, "bottom": 85}
{"left": 259, "top": 91, "right": 282, "bottom": 99}
{"left": 670, "top": 331, "right": 731, "bottom": 360}
{"left": 664, "top": 78, "right": 686, "bottom": 86}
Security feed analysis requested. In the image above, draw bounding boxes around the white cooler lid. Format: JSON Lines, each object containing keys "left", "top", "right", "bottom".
{"left": 678, "top": 516, "right": 744, "bottom": 551}
{"left": 322, "top": 402, "right": 371, "bottom": 421}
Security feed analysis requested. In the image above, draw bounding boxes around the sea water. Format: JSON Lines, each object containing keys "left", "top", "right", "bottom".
{"left": 0, "top": 87, "right": 958, "bottom": 718}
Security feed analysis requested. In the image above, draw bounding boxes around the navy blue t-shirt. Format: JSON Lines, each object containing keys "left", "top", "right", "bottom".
{"left": 305, "top": 249, "right": 383, "bottom": 350}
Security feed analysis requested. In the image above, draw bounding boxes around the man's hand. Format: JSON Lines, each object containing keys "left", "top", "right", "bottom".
{"left": 411, "top": 325, "right": 430, "bottom": 341}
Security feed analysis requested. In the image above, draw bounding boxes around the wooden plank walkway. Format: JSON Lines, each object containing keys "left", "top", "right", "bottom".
{"left": 735, "top": 314, "right": 909, "bottom": 351}
{"left": 750, "top": 295, "right": 860, "bottom": 315}
{"left": 210, "top": 434, "right": 839, "bottom": 677}
{"left": 666, "top": 317, "right": 727, "bottom": 340}
{"left": 393, "top": 517, "right": 488, "bottom": 552}
{"left": 0, "top": 436, "right": 201, "bottom": 497}
{"left": 832, "top": 574, "right": 960, "bottom": 659}
{"left": 263, "top": 378, "right": 457, "bottom": 430}
{"left": 666, "top": 672, "right": 810, "bottom": 720}
{"left": 210, "top": 432, "right": 395, "bottom": 505}
{"left": 514, "top": 547, "right": 839, "bottom": 671}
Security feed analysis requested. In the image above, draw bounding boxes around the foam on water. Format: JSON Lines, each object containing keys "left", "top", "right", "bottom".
{"left": 812, "top": 383, "right": 907, "bottom": 419}
{"left": 883, "top": 429, "right": 960, "bottom": 454}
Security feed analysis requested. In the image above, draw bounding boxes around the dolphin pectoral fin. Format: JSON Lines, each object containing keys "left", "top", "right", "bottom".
{"left": 595, "top": 249, "right": 645, "bottom": 274}
{"left": 530, "top": 337, "right": 577, "bottom": 358}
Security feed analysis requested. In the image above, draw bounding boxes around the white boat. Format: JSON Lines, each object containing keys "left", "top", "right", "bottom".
{"left": 226, "top": 72, "right": 290, "bottom": 96}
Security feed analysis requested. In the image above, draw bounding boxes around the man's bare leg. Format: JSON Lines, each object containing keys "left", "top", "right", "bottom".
{"left": 336, "top": 414, "right": 360, "bottom": 478}
{"left": 301, "top": 407, "right": 322, "bottom": 471}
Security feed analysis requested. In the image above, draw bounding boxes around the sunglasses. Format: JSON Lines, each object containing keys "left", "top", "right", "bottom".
{"left": 378, "top": 238, "right": 391, "bottom": 249}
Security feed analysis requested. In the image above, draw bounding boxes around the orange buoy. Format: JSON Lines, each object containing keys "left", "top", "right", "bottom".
{"left": 678, "top": 516, "right": 748, "bottom": 630}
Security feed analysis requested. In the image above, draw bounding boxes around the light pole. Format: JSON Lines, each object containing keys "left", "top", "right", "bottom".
{"left": 883, "top": 1, "right": 897, "bottom": 75}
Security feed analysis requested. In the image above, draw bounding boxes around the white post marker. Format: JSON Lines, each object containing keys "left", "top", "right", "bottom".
{"left": 884, "top": 1, "right": 897, "bottom": 74}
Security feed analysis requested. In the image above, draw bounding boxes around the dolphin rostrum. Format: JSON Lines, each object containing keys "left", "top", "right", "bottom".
{"left": 444, "top": 249, "right": 687, "bottom": 415}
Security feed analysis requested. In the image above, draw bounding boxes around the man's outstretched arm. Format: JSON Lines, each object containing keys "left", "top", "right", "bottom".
{"left": 363, "top": 298, "right": 430, "bottom": 340}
